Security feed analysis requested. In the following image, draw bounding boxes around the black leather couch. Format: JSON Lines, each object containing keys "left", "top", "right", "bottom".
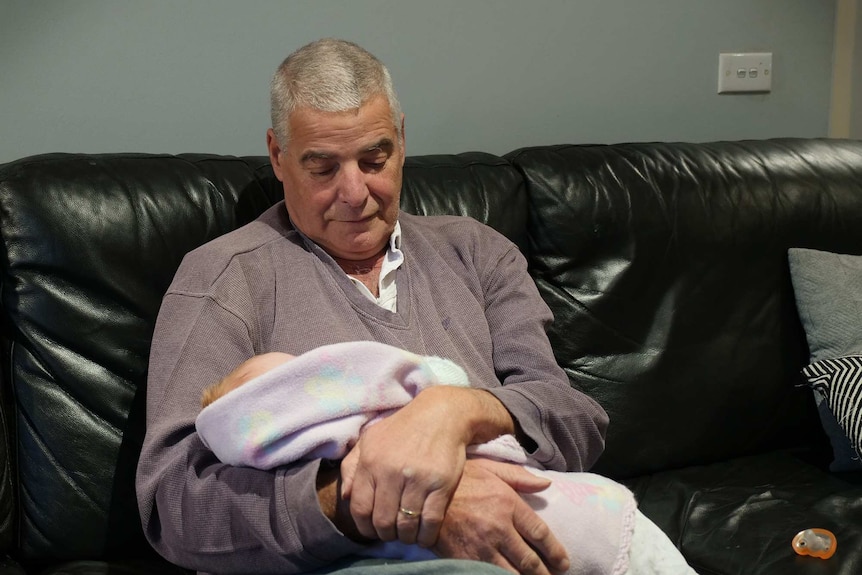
{"left": 1, "top": 139, "right": 861, "bottom": 575}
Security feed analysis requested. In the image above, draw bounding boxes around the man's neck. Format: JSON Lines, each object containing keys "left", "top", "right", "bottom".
{"left": 333, "top": 250, "right": 386, "bottom": 297}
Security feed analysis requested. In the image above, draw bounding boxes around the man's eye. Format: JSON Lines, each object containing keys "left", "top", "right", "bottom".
{"left": 363, "top": 160, "right": 386, "bottom": 171}
{"left": 311, "top": 167, "right": 336, "bottom": 176}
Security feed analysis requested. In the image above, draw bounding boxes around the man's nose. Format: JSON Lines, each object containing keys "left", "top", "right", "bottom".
{"left": 337, "top": 163, "right": 369, "bottom": 207}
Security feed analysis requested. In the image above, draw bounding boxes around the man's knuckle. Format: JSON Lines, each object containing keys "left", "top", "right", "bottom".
{"left": 350, "top": 502, "right": 372, "bottom": 518}
{"left": 430, "top": 471, "right": 452, "bottom": 490}
{"left": 527, "top": 520, "right": 550, "bottom": 541}
{"left": 372, "top": 516, "right": 394, "bottom": 532}
{"left": 421, "top": 513, "right": 443, "bottom": 528}
{"left": 518, "top": 552, "right": 543, "bottom": 573}
{"left": 420, "top": 503, "right": 445, "bottom": 520}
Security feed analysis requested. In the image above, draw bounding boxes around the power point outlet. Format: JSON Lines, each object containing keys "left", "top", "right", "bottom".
{"left": 718, "top": 52, "right": 772, "bottom": 93}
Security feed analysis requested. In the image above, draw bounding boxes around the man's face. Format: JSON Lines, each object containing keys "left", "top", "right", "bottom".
{"left": 267, "top": 95, "right": 405, "bottom": 261}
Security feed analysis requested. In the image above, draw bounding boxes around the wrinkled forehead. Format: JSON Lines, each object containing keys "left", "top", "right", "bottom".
{"left": 286, "top": 97, "right": 402, "bottom": 156}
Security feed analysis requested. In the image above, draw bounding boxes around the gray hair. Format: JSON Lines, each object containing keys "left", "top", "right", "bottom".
{"left": 270, "top": 38, "right": 402, "bottom": 146}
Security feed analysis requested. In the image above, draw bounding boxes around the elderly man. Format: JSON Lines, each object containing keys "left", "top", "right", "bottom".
{"left": 136, "top": 38, "right": 608, "bottom": 575}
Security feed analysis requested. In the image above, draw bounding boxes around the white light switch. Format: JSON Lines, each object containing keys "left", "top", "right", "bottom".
{"left": 718, "top": 52, "right": 772, "bottom": 93}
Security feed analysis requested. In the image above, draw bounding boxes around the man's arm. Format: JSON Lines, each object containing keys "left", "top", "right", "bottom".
{"left": 136, "top": 292, "right": 364, "bottom": 574}
{"left": 479, "top": 241, "right": 609, "bottom": 472}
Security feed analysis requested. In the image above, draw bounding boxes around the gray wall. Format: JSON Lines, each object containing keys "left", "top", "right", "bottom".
{"left": 0, "top": 0, "right": 837, "bottom": 163}
{"left": 854, "top": 1, "right": 862, "bottom": 138}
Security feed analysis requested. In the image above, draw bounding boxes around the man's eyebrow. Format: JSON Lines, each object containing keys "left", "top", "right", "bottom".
{"left": 299, "top": 139, "right": 393, "bottom": 164}
{"left": 362, "top": 138, "right": 394, "bottom": 153}
{"left": 299, "top": 151, "right": 333, "bottom": 164}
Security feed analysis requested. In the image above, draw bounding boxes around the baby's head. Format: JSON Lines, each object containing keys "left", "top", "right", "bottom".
{"left": 201, "top": 352, "right": 295, "bottom": 408}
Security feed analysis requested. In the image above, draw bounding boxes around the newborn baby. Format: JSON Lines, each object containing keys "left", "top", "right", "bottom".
{"left": 196, "top": 341, "right": 697, "bottom": 575}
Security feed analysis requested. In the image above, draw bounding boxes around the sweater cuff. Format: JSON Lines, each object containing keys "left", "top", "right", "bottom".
{"left": 484, "top": 386, "right": 552, "bottom": 466}
{"left": 280, "top": 459, "right": 366, "bottom": 562}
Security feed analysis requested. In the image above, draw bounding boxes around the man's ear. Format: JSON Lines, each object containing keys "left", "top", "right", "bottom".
{"left": 266, "top": 128, "right": 285, "bottom": 181}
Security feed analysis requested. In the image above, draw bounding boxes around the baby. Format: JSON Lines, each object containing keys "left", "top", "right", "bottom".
{"left": 196, "top": 341, "right": 697, "bottom": 575}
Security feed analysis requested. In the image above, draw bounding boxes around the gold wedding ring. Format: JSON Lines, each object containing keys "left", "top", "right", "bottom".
{"left": 399, "top": 506, "right": 420, "bottom": 518}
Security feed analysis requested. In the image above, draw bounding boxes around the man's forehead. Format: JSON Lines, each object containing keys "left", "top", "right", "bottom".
{"left": 286, "top": 95, "right": 399, "bottom": 156}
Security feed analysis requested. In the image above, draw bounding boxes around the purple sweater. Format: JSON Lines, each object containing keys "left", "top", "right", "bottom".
{"left": 136, "top": 203, "right": 609, "bottom": 574}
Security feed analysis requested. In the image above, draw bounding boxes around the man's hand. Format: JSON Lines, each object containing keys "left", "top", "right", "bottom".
{"left": 340, "top": 386, "right": 471, "bottom": 546}
{"left": 433, "top": 458, "right": 570, "bottom": 575}
{"left": 340, "top": 385, "right": 524, "bottom": 550}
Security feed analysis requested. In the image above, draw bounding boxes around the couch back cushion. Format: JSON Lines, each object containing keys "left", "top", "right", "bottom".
{"left": 0, "top": 151, "right": 522, "bottom": 565}
{"left": 0, "top": 153, "right": 282, "bottom": 566}
{"left": 402, "top": 152, "right": 529, "bottom": 253}
{"left": 508, "top": 139, "right": 862, "bottom": 478}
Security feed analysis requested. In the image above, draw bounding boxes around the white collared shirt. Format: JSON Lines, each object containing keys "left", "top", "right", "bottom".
{"left": 346, "top": 221, "right": 403, "bottom": 312}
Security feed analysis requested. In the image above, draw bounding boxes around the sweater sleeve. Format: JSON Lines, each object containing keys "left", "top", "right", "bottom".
{"left": 479, "top": 242, "right": 609, "bottom": 473}
{"left": 136, "top": 286, "right": 365, "bottom": 574}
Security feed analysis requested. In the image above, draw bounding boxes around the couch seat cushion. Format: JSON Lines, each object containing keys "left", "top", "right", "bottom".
{"left": 625, "top": 452, "right": 862, "bottom": 575}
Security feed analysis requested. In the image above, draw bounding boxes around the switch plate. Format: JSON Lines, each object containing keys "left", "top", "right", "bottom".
{"left": 717, "top": 52, "right": 772, "bottom": 93}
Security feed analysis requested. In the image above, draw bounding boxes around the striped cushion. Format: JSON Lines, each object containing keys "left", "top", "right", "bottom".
{"left": 802, "top": 355, "right": 862, "bottom": 460}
